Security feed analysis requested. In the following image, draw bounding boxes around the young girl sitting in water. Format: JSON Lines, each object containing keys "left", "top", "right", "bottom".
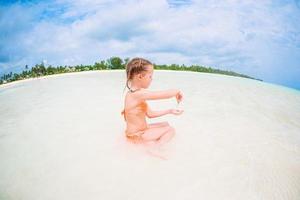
{"left": 121, "top": 57, "right": 184, "bottom": 149}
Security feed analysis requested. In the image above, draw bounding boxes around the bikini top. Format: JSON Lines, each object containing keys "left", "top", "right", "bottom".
{"left": 121, "top": 88, "right": 148, "bottom": 121}
{"left": 121, "top": 101, "right": 148, "bottom": 121}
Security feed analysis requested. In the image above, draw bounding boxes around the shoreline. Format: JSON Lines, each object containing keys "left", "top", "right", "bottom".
{"left": 0, "top": 69, "right": 255, "bottom": 89}
{"left": 1, "top": 69, "right": 299, "bottom": 93}
{"left": 0, "top": 70, "right": 204, "bottom": 89}
{"left": 0, "top": 70, "right": 113, "bottom": 89}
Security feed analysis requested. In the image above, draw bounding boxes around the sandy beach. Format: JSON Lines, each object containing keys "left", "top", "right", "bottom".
{"left": 0, "top": 70, "right": 299, "bottom": 200}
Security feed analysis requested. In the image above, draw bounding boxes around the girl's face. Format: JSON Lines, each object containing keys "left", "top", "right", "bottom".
{"left": 140, "top": 65, "right": 154, "bottom": 88}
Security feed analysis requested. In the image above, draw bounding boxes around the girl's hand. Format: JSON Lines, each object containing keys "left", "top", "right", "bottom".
{"left": 176, "top": 91, "right": 183, "bottom": 103}
{"left": 170, "top": 109, "right": 184, "bottom": 115}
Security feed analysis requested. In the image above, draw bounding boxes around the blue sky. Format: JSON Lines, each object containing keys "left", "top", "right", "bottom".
{"left": 0, "top": 0, "right": 300, "bottom": 90}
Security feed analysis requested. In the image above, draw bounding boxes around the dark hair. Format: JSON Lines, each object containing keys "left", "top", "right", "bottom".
{"left": 123, "top": 57, "right": 152, "bottom": 93}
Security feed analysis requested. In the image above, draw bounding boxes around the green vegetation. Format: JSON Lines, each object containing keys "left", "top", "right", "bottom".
{"left": 0, "top": 56, "right": 262, "bottom": 85}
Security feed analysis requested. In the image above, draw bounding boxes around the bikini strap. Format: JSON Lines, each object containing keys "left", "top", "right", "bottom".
{"left": 129, "top": 88, "right": 142, "bottom": 93}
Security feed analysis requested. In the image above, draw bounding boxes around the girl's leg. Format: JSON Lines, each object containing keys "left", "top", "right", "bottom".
{"left": 147, "top": 121, "right": 169, "bottom": 129}
{"left": 156, "top": 126, "right": 175, "bottom": 146}
{"left": 125, "top": 123, "right": 169, "bottom": 145}
{"left": 141, "top": 125, "right": 175, "bottom": 146}
{"left": 141, "top": 126, "right": 176, "bottom": 160}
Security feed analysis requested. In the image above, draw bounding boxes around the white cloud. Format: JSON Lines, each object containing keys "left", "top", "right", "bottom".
{"left": 0, "top": 0, "right": 300, "bottom": 89}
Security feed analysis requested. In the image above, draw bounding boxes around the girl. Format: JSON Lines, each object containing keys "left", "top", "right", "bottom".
{"left": 121, "top": 57, "right": 184, "bottom": 151}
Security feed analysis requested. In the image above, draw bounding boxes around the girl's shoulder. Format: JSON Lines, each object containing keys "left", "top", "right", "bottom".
{"left": 132, "top": 88, "right": 148, "bottom": 99}
{"left": 125, "top": 88, "right": 147, "bottom": 103}
{"left": 137, "top": 88, "right": 147, "bottom": 93}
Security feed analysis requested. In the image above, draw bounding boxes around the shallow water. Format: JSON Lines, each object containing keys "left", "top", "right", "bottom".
{"left": 0, "top": 70, "right": 300, "bottom": 200}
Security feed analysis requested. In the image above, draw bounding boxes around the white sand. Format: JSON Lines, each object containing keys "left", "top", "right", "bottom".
{"left": 0, "top": 70, "right": 299, "bottom": 200}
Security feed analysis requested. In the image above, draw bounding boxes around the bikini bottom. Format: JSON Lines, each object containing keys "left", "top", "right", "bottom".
{"left": 125, "top": 129, "right": 146, "bottom": 144}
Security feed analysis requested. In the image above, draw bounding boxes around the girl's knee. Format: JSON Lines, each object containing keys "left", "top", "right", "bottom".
{"left": 168, "top": 126, "right": 176, "bottom": 135}
{"left": 159, "top": 121, "right": 169, "bottom": 127}
{"left": 164, "top": 121, "right": 170, "bottom": 126}
{"left": 168, "top": 125, "right": 175, "bottom": 131}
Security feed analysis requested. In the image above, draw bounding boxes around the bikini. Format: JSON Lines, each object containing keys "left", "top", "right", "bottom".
{"left": 121, "top": 88, "right": 148, "bottom": 143}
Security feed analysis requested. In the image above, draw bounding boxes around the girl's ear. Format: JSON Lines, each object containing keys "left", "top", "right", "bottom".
{"left": 138, "top": 73, "right": 145, "bottom": 79}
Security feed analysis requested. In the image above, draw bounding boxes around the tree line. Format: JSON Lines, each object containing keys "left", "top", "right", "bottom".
{"left": 0, "top": 56, "right": 262, "bottom": 85}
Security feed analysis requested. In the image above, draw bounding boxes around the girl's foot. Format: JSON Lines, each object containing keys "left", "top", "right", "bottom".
{"left": 144, "top": 142, "right": 169, "bottom": 160}
{"left": 146, "top": 147, "right": 168, "bottom": 160}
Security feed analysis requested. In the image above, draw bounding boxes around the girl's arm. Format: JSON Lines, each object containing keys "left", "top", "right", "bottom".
{"left": 139, "top": 89, "right": 180, "bottom": 101}
{"left": 146, "top": 107, "right": 171, "bottom": 118}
